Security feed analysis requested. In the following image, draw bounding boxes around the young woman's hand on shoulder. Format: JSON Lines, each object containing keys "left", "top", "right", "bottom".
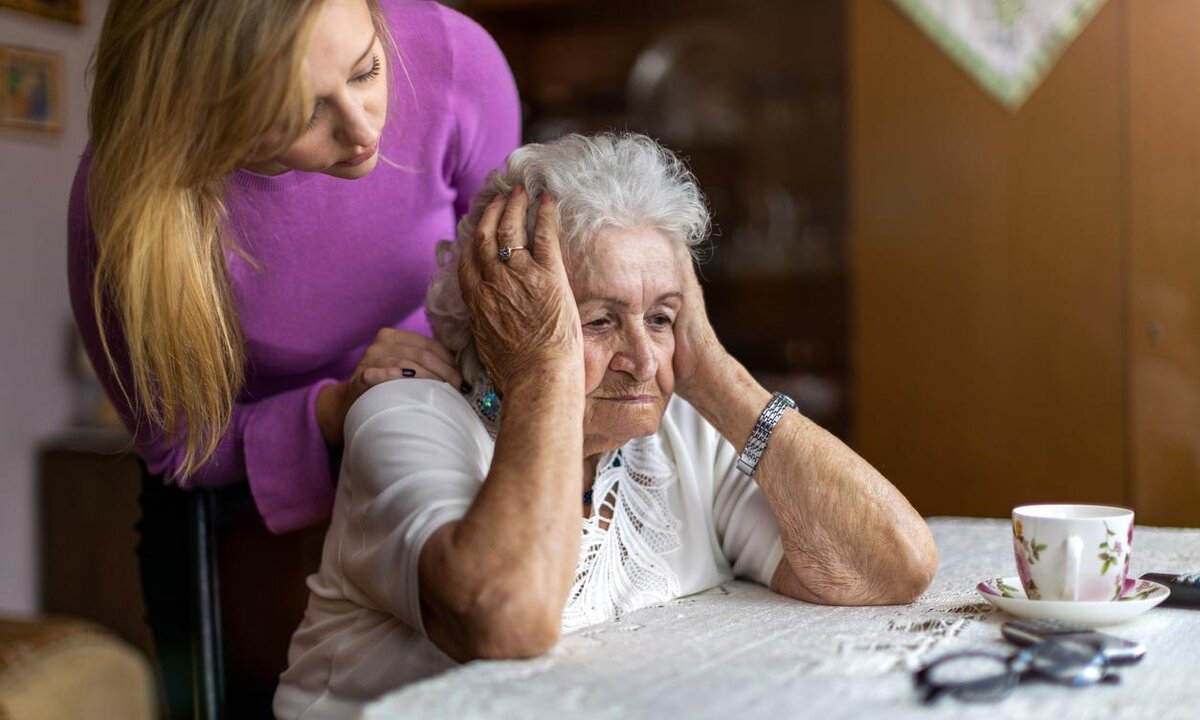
{"left": 316, "top": 330, "right": 465, "bottom": 448}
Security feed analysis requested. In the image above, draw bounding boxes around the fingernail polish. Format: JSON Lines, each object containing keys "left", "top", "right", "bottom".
{"left": 541, "top": 193, "right": 555, "bottom": 204}
{"left": 401, "top": 368, "right": 416, "bottom": 378}
{"left": 460, "top": 382, "right": 473, "bottom": 394}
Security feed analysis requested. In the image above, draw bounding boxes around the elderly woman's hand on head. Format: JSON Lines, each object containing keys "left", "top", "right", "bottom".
{"left": 457, "top": 186, "right": 583, "bottom": 391}
{"left": 410, "top": 185, "right": 587, "bottom": 663}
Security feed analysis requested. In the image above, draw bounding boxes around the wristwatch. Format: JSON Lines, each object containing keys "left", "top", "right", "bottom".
{"left": 736, "top": 392, "right": 797, "bottom": 477}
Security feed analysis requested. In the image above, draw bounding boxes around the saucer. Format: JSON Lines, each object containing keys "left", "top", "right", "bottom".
{"left": 976, "top": 577, "right": 1170, "bottom": 627}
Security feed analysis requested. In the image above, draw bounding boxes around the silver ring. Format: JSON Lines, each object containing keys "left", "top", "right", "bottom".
{"left": 498, "top": 245, "right": 527, "bottom": 262}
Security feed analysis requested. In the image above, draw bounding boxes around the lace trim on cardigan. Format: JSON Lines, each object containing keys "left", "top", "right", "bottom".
{"left": 466, "top": 383, "right": 684, "bottom": 630}
{"left": 563, "top": 433, "right": 683, "bottom": 630}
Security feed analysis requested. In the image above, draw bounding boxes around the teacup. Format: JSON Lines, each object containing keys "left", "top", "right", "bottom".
{"left": 1012, "top": 504, "right": 1134, "bottom": 602}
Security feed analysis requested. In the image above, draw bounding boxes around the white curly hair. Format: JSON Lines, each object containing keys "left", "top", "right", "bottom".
{"left": 425, "top": 132, "right": 711, "bottom": 386}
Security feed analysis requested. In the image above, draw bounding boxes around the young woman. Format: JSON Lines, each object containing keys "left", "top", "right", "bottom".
{"left": 68, "top": 0, "right": 520, "bottom": 533}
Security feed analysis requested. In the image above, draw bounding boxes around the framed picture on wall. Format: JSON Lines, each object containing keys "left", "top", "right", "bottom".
{"left": 0, "top": 46, "right": 62, "bottom": 133}
{"left": 0, "top": 1, "right": 83, "bottom": 25}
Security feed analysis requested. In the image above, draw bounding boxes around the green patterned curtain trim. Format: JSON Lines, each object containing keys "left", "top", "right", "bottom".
{"left": 889, "top": 0, "right": 1109, "bottom": 110}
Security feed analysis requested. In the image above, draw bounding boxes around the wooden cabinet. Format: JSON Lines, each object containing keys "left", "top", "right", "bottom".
{"left": 38, "top": 430, "right": 154, "bottom": 661}
{"left": 850, "top": 0, "right": 1200, "bottom": 524}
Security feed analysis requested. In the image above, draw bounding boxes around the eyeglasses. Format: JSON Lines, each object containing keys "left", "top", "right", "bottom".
{"left": 914, "top": 638, "right": 1121, "bottom": 704}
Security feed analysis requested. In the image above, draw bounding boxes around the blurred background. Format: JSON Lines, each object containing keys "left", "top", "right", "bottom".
{"left": 1, "top": 0, "right": 1198, "bottom": 715}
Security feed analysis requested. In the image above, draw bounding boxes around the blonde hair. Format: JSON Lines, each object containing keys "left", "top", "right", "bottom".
{"left": 88, "top": 0, "right": 394, "bottom": 479}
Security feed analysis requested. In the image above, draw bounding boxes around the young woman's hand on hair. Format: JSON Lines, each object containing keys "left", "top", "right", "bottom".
{"left": 316, "top": 329, "right": 464, "bottom": 448}
{"left": 457, "top": 188, "right": 582, "bottom": 392}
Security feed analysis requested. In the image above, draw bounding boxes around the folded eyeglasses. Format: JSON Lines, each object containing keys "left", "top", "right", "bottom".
{"left": 914, "top": 637, "right": 1122, "bottom": 704}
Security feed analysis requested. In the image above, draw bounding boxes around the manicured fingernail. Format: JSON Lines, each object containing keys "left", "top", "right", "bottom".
{"left": 460, "top": 382, "right": 473, "bottom": 394}
{"left": 401, "top": 368, "right": 416, "bottom": 378}
{"left": 541, "top": 193, "right": 555, "bottom": 204}
{"left": 512, "top": 185, "right": 524, "bottom": 197}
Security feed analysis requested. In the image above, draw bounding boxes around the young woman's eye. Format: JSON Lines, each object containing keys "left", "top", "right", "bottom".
{"left": 351, "top": 55, "right": 381, "bottom": 84}
{"left": 305, "top": 101, "right": 324, "bottom": 131}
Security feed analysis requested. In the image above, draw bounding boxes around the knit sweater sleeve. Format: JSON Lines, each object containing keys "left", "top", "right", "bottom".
{"left": 438, "top": 3, "right": 521, "bottom": 216}
{"left": 67, "top": 153, "right": 337, "bottom": 534}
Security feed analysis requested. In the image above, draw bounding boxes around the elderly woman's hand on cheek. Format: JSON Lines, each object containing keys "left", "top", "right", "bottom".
{"left": 458, "top": 187, "right": 583, "bottom": 389}
{"left": 670, "top": 251, "right": 735, "bottom": 404}
{"left": 667, "top": 243, "right": 938, "bottom": 607}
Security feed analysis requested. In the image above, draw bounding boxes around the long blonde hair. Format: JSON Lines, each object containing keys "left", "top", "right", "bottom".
{"left": 88, "top": 0, "right": 392, "bottom": 479}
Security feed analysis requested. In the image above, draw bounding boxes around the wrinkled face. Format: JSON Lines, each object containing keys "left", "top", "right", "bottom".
{"left": 248, "top": 0, "right": 387, "bottom": 179}
{"left": 572, "top": 227, "right": 685, "bottom": 457}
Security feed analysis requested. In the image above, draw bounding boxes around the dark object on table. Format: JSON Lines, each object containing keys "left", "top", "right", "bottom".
{"left": 914, "top": 639, "right": 1120, "bottom": 704}
{"left": 1140, "top": 572, "right": 1200, "bottom": 608}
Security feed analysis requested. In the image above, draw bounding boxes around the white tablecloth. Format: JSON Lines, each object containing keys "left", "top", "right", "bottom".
{"left": 364, "top": 517, "right": 1200, "bottom": 719}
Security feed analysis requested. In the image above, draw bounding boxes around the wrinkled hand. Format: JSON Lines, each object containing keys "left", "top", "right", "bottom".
{"left": 672, "top": 254, "right": 730, "bottom": 403}
{"left": 457, "top": 187, "right": 581, "bottom": 392}
{"left": 317, "top": 329, "right": 463, "bottom": 447}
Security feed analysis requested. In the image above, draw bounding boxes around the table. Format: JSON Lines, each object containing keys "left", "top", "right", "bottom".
{"left": 364, "top": 517, "right": 1200, "bottom": 719}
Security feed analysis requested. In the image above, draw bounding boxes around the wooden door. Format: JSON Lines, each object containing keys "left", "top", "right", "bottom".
{"left": 849, "top": 0, "right": 1128, "bottom": 517}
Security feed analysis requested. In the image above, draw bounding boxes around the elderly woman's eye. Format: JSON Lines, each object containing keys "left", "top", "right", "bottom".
{"left": 649, "top": 315, "right": 674, "bottom": 328}
{"left": 585, "top": 317, "right": 611, "bottom": 330}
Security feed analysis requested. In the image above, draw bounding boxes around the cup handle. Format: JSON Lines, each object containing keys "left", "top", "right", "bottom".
{"left": 1064, "top": 536, "right": 1083, "bottom": 601}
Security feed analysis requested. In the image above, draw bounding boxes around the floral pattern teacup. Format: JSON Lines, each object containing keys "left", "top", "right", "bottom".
{"left": 1012, "top": 504, "right": 1134, "bottom": 602}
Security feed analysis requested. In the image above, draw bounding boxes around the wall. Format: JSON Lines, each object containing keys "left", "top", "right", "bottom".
{"left": 0, "top": 2, "right": 108, "bottom": 615}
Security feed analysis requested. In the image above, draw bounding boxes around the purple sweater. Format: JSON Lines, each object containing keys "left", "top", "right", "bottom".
{"left": 67, "top": 0, "right": 520, "bottom": 533}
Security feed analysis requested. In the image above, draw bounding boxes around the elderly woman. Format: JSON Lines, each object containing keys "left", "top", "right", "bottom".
{"left": 274, "top": 134, "right": 938, "bottom": 718}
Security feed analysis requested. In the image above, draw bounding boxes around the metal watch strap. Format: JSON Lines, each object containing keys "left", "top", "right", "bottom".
{"left": 736, "top": 392, "right": 797, "bottom": 477}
